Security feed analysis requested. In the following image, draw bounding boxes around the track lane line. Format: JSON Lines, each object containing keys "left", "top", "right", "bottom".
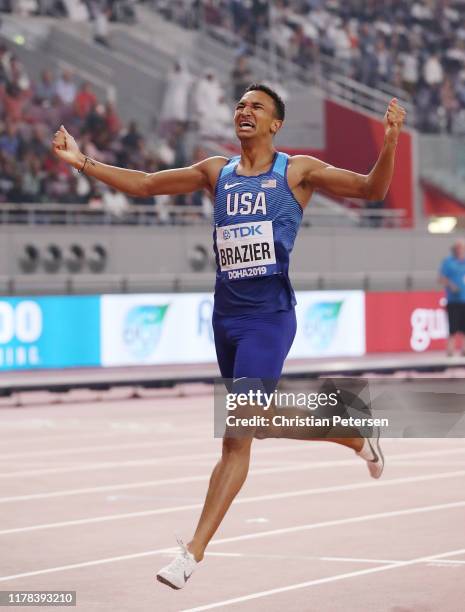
{"left": 1, "top": 441, "right": 465, "bottom": 480}
{"left": 180, "top": 547, "right": 465, "bottom": 611}
{"left": 1, "top": 446, "right": 464, "bottom": 503}
{"left": 0, "top": 437, "right": 210, "bottom": 460}
{"left": 0, "top": 471, "right": 464, "bottom": 536}
{"left": 0, "top": 499, "right": 464, "bottom": 583}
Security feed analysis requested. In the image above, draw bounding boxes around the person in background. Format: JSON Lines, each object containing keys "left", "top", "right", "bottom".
{"left": 192, "top": 68, "right": 224, "bottom": 131}
{"left": 74, "top": 81, "right": 98, "bottom": 120}
{"left": 439, "top": 238, "right": 465, "bottom": 356}
{"left": 54, "top": 69, "right": 77, "bottom": 106}
{"left": 158, "top": 60, "right": 192, "bottom": 137}
{"left": 231, "top": 54, "right": 253, "bottom": 102}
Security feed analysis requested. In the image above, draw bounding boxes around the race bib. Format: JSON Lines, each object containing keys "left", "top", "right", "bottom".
{"left": 216, "top": 220, "right": 277, "bottom": 281}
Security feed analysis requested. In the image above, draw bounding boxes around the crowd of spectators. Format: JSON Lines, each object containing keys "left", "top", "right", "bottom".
{"left": 154, "top": 0, "right": 465, "bottom": 134}
{"left": 0, "top": 42, "right": 204, "bottom": 215}
{"left": 0, "top": 1, "right": 137, "bottom": 47}
{"left": 0, "top": 0, "right": 136, "bottom": 24}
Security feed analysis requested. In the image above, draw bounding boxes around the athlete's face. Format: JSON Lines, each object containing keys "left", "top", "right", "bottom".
{"left": 234, "top": 91, "right": 282, "bottom": 140}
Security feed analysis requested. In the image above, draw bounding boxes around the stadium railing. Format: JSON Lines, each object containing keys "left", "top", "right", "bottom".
{"left": 0, "top": 203, "right": 407, "bottom": 228}
{"left": 0, "top": 269, "right": 437, "bottom": 296}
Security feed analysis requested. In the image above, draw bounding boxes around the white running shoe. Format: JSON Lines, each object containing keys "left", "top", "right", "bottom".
{"left": 357, "top": 426, "right": 384, "bottom": 479}
{"left": 156, "top": 538, "right": 198, "bottom": 590}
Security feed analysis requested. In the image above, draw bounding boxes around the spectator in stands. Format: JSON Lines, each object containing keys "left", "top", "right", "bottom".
{"left": 439, "top": 239, "right": 465, "bottom": 356}
{"left": 61, "top": 0, "right": 89, "bottom": 21}
{"left": 5, "top": 55, "right": 31, "bottom": 91}
{"left": 192, "top": 68, "right": 224, "bottom": 131}
{"left": 112, "top": 0, "right": 136, "bottom": 24}
{"left": 199, "top": 93, "right": 234, "bottom": 139}
{"left": 121, "top": 119, "right": 141, "bottom": 150}
{"left": 12, "top": 0, "right": 38, "bottom": 15}
{"left": 440, "top": 76, "right": 460, "bottom": 133}
{"left": 93, "top": 4, "right": 111, "bottom": 47}
{"left": 329, "top": 18, "right": 353, "bottom": 77}
{"left": 79, "top": 130, "right": 106, "bottom": 162}
{"left": 0, "top": 153, "right": 15, "bottom": 200}
{"left": 159, "top": 60, "right": 193, "bottom": 136}
{"left": 231, "top": 54, "right": 253, "bottom": 101}
{"left": 456, "top": 71, "right": 465, "bottom": 108}
{"left": 6, "top": 174, "right": 26, "bottom": 203}
{"left": 0, "top": 43, "right": 12, "bottom": 85}
{"left": 34, "top": 69, "right": 56, "bottom": 106}
{"left": 374, "top": 37, "right": 393, "bottom": 87}
{"left": 0, "top": 121, "right": 23, "bottom": 158}
{"left": 21, "top": 152, "right": 44, "bottom": 202}
{"left": 54, "top": 69, "right": 77, "bottom": 106}
{"left": 423, "top": 51, "right": 444, "bottom": 90}
{"left": 400, "top": 44, "right": 419, "bottom": 95}
{"left": 41, "top": 163, "right": 73, "bottom": 202}
{"left": 0, "top": 81, "right": 29, "bottom": 122}
{"left": 102, "top": 185, "right": 130, "bottom": 217}
{"left": 74, "top": 81, "right": 97, "bottom": 120}
{"left": 31, "top": 123, "right": 49, "bottom": 153}
{"left": 103, "top": 100, "right": 121, "bottom": 136}
{"left": 36, "top": 0, "right": 63, "bottom": 16}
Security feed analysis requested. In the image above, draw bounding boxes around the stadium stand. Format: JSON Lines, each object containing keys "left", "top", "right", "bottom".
{"left": 149, "top": 0, "right": 465, "bottom": 135}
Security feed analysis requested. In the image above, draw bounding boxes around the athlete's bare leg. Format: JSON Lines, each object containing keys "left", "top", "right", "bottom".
{"left": 186, "top": 403, "right": 367, "bottom": 562}
{"left": 187, "top": 435, "right": 253, "bottom": 562}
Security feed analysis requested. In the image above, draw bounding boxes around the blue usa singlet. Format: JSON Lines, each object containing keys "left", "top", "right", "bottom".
{"left": 213, "top": 151, "right": 303, "bottom": 316}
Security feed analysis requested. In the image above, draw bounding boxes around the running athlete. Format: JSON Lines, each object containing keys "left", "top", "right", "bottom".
{"left": 52, "top": 84, "right": 406, "bottom": 590}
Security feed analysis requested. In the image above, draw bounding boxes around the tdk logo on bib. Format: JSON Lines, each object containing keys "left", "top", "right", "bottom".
{"left": 223, "top": 225, "right": 263, "bottom": 240}
{"left": 217, "top": 220, "right": 277, "bottom": 281}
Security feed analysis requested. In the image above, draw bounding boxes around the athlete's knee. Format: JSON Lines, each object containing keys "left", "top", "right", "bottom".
{"left": 222, "top": 435, "right": 253, "bottom": 457}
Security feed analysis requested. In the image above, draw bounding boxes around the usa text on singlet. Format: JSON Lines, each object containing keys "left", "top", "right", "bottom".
{"left": 213, "top": 152, "right": 303, "bottom": 315}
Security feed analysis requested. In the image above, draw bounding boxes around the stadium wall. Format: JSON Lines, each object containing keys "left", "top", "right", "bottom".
{"left": 0, "top": 226, "right": 454, "bottom": 278}
{"left": 323, "top": 100, "right": 415, "bottom": 227}
{"left": 0, "top": 290, "right": 447, "bottom": 371}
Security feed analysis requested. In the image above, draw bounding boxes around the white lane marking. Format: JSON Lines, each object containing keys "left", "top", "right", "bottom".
{"left": 0, "top": 437, "right": 208, "bottom": 460}
{"left": 0, "top": 422, "right": 209, "bottom": 445}
{"left": 1, "top": 469, "right": 464, "bottom": 536}
{"left": 0, "top": 431, "right": 130, "bottom": 446}
{"left": 1, "top": 440, "right": 465, "bottom": 480}
{"left": 202, "top": 552, "right": 399, "bottom": 565}
{"left": 321, "top": 556, "right": 403, "bottom": 565}
{"left": 0, "top": 443, "right": 305, "bottom": 479}
{"left": 0, "top": 500, "right": 464, "bottom": 583}
{"left": 206, "top": 552, "right": 465, "bottom": 567}
{"left": 321, "top": 556, "right": 465, "bottom": 566}
{"left": 1, "top": 445, "right": 464, "bottom": 504}
{"left": 180, "top": 547, "right": 465, "bottom": 611}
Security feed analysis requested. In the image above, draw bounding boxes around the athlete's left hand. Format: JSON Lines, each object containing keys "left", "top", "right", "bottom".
{"left": 383, "top": 98, "right": 406, "bottom": 145}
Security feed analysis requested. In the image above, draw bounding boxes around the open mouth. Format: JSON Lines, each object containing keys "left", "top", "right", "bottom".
{"left": 238, "top": 120, "right": 255, "bottom": 130}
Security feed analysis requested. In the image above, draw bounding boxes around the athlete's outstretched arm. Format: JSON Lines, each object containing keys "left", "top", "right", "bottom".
{"left": 303, "top": 99, "right": 406, "bottom": 201}
{"left": 52, "top": 125, "right": 225, "bottom": 196}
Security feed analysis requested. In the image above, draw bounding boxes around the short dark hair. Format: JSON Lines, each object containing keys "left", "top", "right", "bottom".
{"left": 243, "top": 83, "right": 285, "bottom": 121}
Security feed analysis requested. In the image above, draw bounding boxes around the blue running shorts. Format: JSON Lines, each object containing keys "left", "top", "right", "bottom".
{"left": 212, "top": 308, "right": 297, "bottom": 390}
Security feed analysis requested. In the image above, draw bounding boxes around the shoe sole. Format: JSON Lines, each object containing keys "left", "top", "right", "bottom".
{"left": 156, "top": 574, "right": 181, "bottom": 590}
{"left": 367, "top": 426, "right": 384, "bottom": 478}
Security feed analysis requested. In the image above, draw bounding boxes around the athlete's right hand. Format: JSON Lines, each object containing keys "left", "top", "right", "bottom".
{"left": 52, "top": 125, "right": 83, "bottom": 169}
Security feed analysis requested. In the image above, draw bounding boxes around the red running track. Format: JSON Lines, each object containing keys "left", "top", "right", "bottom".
{"left": 0, "top": 385, "right": 464, "bottom": 611}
